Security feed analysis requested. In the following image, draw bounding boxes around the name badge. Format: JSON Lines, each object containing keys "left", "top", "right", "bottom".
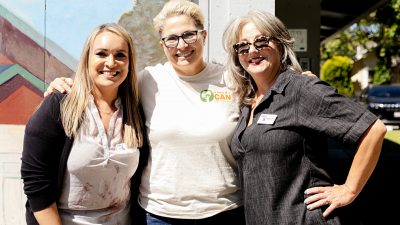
{"left": 257, "top": 114, "right": 277, "bottom": 125}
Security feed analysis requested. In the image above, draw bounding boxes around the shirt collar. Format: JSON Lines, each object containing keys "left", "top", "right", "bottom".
{"left": 240, "top": 69, "right": 297, "bottom": 111}
{"left": 269, "top": 69, "right": 296, "bottom": 95}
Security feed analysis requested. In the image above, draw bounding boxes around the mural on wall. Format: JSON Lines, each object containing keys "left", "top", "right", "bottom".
{"left": 0, "top": 0, "right": 167, "bottom": 125}
{"left": 0, "top": 2, "right": 168, "bottom": 223}
{"left": 120, "top": 0, "right": 168, "bottom": 71}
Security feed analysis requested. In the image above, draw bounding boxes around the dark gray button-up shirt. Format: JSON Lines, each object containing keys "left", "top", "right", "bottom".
{"left": 231, "top": 70, "right": 377, "bottom": 225}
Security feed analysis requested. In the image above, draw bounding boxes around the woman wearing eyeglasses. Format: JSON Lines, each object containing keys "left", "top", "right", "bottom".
{"left": 136, "top": 1, "right": 244, "bottom": 224}
{"left": 45, "top": 0, "right": 244, "bottom": 224}
{"left": 223, "top": 10, "right": 387, "bottom": 225}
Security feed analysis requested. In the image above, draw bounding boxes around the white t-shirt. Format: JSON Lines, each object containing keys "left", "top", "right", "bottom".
{"left": 138, "top": 62, "right": 242, "bottom": 219}
{"left": 58, "top": 95, "right": 140, "bottom": 225}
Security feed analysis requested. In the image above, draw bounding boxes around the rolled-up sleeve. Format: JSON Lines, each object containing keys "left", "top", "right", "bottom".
{"left": 297, "top": 78, "right": 377, "bottom": 145}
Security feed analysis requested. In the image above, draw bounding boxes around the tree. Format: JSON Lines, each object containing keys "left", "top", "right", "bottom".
{"left": 321, "top": 56, "right": 354, "bottom": 96}
{"left": 321, "top": 0, "right": 400, "bottom": 85}
{"left": 118, "top": 0, "right": 167, "bottom": 72}
{"left": 320, "top": 31, "right": 356, "bottom": 61}
{"left": 373, "top": 62, "right": 392, "bottom": 85}
{"left": 373, "top": 0, "right": 400, "bottom": 84}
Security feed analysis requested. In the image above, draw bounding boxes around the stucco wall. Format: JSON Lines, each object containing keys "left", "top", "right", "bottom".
{"left": 198, "top": 0, "right": 275, "bottom": 64}
{"left": 0, "top": 124, "right": 26, "bottom": 225}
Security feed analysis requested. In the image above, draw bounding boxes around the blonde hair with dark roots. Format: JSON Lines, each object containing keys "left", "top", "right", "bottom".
{"left": 61, "top": 23, "right": 144, "bottom": 148}
{"left": 153, "top": 0, "right": 204, "bottom": 34}
{"left": 223, "top": 10, "right": 302, "bottom": 105}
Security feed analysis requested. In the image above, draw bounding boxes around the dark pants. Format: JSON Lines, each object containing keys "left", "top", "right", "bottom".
{"left": 146, "top": 206, "right": 245, "bottom": 225}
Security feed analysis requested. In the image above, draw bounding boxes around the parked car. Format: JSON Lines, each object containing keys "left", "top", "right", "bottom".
{"left": 361, "top": 85, "right": 400, "bottom": 125}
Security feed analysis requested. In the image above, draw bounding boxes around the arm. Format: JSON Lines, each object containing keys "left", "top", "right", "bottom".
{"left": 44, "top": 77, "right": 73, "bottom": 97}
{"left": 343, "top": 119, "right": 386, "bottom": 196}
{"left": 21, "top": 93, "right": 66, "bottom": 223}
{"left": 33, "top": 202, "right": 62, "bottom": 225}
{"left": 297, "top": 77, "right": 386, "bottom": 217}
{"left": 304, "top": 119, "right": 386, "bottom": 217}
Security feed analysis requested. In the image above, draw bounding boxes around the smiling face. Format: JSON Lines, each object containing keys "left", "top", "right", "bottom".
{"left": 89, "top": 31, "right": 129, "bottom": 93}
{"left": 160, "top": 15, "right": 206, "bottom": 76}
{"left": 237, "top": 22, "right": 282, "bottom": 81}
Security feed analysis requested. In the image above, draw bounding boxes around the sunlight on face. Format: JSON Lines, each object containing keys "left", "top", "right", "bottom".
{"left": 238, "top": 22, "right": 281, "bottom": 80}
{"left": 89, "top": 31, "right": 130, "bottom": 92}
{"left": 160, "top": 15, "right": 206, "bottom": 76}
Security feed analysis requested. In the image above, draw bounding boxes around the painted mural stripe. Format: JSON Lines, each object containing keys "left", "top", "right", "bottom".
{"left": 0, "top": 64, "right": 47, "bottom": 91}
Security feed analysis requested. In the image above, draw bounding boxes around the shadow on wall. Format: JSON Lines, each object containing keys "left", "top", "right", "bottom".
{"left": 327, "top": 138, "right": 400, "bottom": 225}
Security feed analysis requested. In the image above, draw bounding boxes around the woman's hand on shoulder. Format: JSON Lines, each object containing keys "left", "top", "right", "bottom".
{"left": 301, "top": 70, "right": 318, "bottom": 78}
{"left": 44, "top": 77, "right": 73, "bottom": 97}
{"left": 304, "top": 184, "right": 357, "bottom": 217}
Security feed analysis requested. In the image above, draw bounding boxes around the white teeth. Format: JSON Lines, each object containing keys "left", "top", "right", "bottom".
{"left": 102, "top": 71, "right": 118, "bottom": 76}
{"left": 177, "top": 51, "right": 192, "bottom": 57}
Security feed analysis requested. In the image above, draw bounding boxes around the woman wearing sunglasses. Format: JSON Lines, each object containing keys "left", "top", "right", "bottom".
{"left": 223, "top": 10, "right": 387, "bottom": 225}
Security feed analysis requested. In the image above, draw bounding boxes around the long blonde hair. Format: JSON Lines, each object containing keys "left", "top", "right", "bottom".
{"left": 223, "top": 10, "right": 302, "bottom": 105}
{"left": 61, "top": 23, "right": 143, "bottom": 148}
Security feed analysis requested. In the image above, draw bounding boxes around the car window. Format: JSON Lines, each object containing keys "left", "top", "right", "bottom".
{"left": 369, "top": 87, "right": 400, "bottom": 98}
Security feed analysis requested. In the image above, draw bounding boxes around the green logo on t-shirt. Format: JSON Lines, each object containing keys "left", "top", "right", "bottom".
{"left": 200, "top": 90, "right": 214, "bottom": 102}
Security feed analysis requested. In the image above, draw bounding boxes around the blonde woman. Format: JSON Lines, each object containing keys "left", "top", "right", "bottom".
{"left": 21, "top": 23, "right": 147, "bottom": 225}
{"left": 44, "top": 1, "right": 246, "bottom": 224}
{"left": 137, "top": 1, "right": 244, "bottom": 224}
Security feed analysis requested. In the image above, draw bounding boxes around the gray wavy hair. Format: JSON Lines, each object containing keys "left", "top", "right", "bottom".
{"left": 223, "top": 10, "right": 302, "bottom": 105}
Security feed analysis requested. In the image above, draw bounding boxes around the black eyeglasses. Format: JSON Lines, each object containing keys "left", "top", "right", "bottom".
{"left": 233, "top": 36, "right": 272, "bottom": 55}
{"left": 161, "top": 30, "right": 204, "bottom": 48}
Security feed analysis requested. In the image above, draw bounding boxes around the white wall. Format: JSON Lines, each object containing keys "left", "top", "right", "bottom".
{"left": 0, "top": 125, "right": 26, "bottom": 225}
{"left": 198, "top": 0, "right": 275, "bottom": 64}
